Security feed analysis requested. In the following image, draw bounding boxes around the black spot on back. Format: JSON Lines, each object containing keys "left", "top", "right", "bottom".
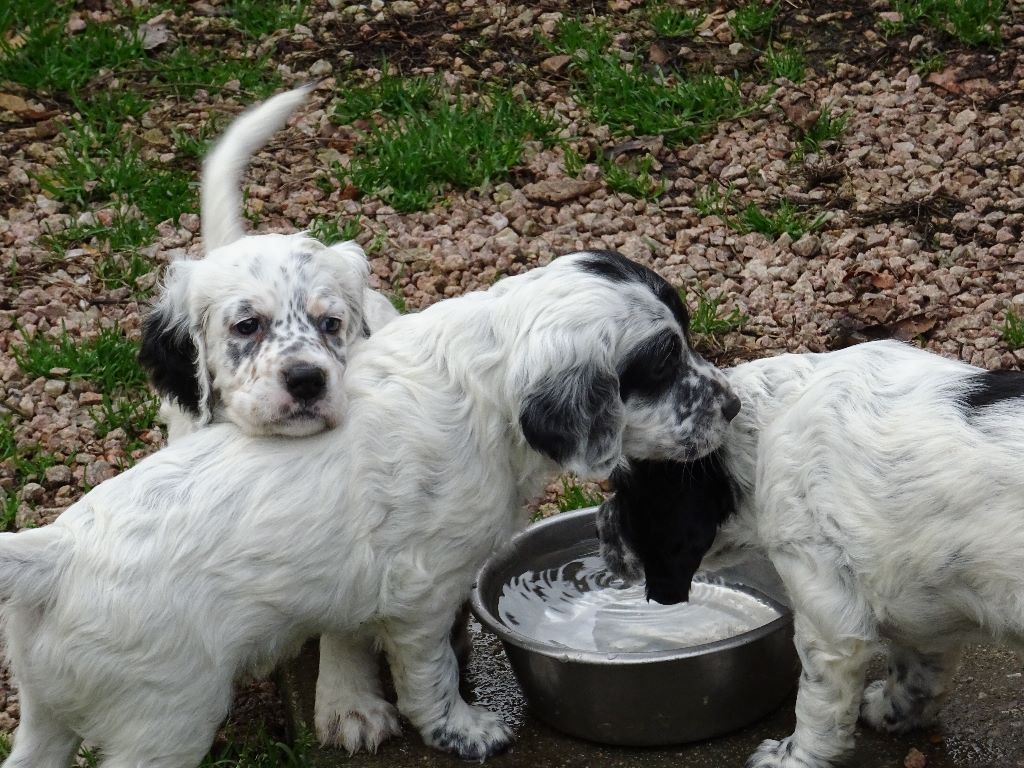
{"left": 576, "top": 250, "right": 691, "bottom": 334}
{"left": 959, "top": 370, "right": 1024, "bottom": 410}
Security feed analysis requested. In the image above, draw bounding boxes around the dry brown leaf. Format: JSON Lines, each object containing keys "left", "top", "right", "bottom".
{"left": 871, "top": 272, "right": 896, "bottom": 289}
{"left": 926, "top": 67, "right": 962, "bottom": 93}
{"left": 648, "top": 42, "right": 670, "bottom": 65}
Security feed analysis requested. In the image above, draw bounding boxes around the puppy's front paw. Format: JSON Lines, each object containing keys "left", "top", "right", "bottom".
{"left": 859, "top": 679, "right": 897, "bottom": 732}
{"left": 424, "top": 702, "right": 513, "bottom": 761}
{"left": 860, "top": 678, "right": 934, "bottom": 734}
{"left": 746, "top": 737, "right": 824, "bottom": 768}
{"left": 315, "top": 694, "right": 402, "bottom": 754}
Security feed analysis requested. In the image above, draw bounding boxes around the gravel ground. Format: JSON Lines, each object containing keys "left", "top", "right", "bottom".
{"left": 1, "top": 0, "right": 1023, "bottom": 751}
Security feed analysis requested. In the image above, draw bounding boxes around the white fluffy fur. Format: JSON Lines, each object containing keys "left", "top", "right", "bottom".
{"left": 143, "top": 86, "right": 397, "bottom": 440}
{"left": 605, "top": 340, "right": 1024, "bottom": 768}
{"left": 0, "top": 251, "right": 738, "bottom": 767}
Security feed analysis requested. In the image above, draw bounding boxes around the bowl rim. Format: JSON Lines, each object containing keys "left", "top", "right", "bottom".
{"left": 470, "top": 506, "right": 793, "bottom": 666}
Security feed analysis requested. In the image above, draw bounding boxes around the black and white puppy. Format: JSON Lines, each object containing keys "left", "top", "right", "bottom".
{"left": 0, "top": 251, "right": 738, "bottom": 767}
{"left": 139, "top": 86, "right": 397, "bottom": 441}
{"left": 598, "top": 340, "right": 1024, "bottom": 768}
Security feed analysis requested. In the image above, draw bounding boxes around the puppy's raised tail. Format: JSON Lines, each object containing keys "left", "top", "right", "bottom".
{"left": 201, "top": 84, "right": 314, "bottom": 252}
{"left": 0, "top": 525, "right": 65, "bottom": 606}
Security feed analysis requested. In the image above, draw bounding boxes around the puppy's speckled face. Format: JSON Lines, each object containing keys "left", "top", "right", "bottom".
{"left": 206, "top": 251, "right": 359, "bottom": 436}
{"left": 141, "top": 233, "right": 370, "bottom": 437}
{"left": 577, "top": 251, "right": 740, "bottom": 464}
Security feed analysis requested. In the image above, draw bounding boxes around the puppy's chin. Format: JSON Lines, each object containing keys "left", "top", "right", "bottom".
{"left": 269, "top": 413, "right": 333, "bottom": 437}
{"left": 221, "top": 398, "right": 340, "bottom": 437}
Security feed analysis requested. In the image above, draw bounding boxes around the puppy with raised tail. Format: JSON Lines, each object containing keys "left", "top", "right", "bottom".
{"left": 598, "top": 339, "right": 1024, "bottom": 768}
{"left": 139, "top": 85, "right": 397, "bottom": 441}
{"left": 0, "top": 251, "right": 739, "bottom": 767}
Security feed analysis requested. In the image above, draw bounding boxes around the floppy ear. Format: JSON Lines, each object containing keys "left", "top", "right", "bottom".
{"left": 138, "top": 262, "right": 214, "bottom": 425}
{"left": 320, "top": 241, "right": 373, "bottom": 345}
{"left": 519, "top": 362, "right": 624, "bottom": 478}
{"left": 603, "top": 456, "right": 734, "bottom": 605}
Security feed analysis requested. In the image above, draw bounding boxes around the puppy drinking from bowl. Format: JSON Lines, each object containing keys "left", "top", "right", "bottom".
{"left": 0, "top": 251, "right": 739, "bottom": 767}
{"left": 599, "top": 339, "right": 1024, "bottom": 768}
{"left": 139, "top": 85, "right": 397, "bottom": 441}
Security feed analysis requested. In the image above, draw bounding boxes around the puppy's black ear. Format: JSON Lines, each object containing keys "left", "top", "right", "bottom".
{"left": 138, "top": 304, "right": 203, "bottom": 417}
{"left": 519, "top": 363, "right": 624, "bottom": 478}
{"left": 607, "top": 455, "right": 734, "bottom": 605}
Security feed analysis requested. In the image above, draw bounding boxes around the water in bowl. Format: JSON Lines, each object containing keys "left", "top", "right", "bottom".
{"left": 498, "top": 554, "right": 781, "bottom": 653}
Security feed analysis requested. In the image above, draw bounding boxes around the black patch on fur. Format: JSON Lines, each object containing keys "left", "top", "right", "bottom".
{"left": 138, "top": 306, "right": 201, "bottom": 415}
{"left": 361, "top": 318, "right": 371, "bottom": 338}
{"left": 960, "top": 369, "right": 1024, "bottom": 410}
{"left": 576, "top": 250, "right": 691, "bottom": 335}
{"left": 520, "top": 363, "right": 620, "bottom": 467}
{"left": 618, "top": 331, "right": 683, "bottom": 402}
{"left": 601, "top": 454, "right": 736, "bottom": 605}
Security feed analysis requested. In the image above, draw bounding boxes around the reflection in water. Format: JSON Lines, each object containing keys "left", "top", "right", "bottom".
{"left": 498, "top": 555, "right": 780, "bottom": 653}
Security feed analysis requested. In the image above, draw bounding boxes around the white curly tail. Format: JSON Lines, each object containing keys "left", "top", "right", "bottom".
{"left": 0, "top": 526, "right": 64, "bottom": 606}
{"left": 201, "top": 84, "right": 315, "bottom": 252}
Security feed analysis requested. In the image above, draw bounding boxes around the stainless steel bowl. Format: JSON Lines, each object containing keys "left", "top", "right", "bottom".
{"left": 469, "top": 507, "right": 799, "bottom": 746}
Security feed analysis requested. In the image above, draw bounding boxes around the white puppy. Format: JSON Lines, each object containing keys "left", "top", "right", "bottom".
{"left": 598, "top": 340, "right": 1024, "bottom": 768}
{"left": 0, "top": 251, "right": 738, "bottom": 768}
{"left": 140, "top": 86, "right": 397, "bottom": 440}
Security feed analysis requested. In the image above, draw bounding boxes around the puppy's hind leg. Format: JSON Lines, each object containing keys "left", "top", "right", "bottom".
{"left": 381, "top": 618, "right": 513, "bottom": 761}
{"left": 747, "top": 550, "right": 875, "bottom": 768}
{"left": 315, "top": 632, "right": 401, "bottom": 754}
{"left": 861, "top": 643, "right": 961, "bottom": 734}
{"left": 3, "top": 691, "right": 80, "bottom": 768}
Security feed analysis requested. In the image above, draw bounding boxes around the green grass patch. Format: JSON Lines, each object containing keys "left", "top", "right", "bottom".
{"left": 557, "top": 476, "right": 605, "bottom": 513}
{"left": 338, "top": 77, "right": 555, "bottom": 212}
{"left": 764, "top": 44, "right": 806, "bottom": 82}
{"left": 736, "top": 199, "right": 826, "bottom": 239}
{"left": 308, "top": 216, "right": 361, "bottom": 244}
{"left": 0, "top": 492, "right": 17, "bottom": 532}
{"left": 1001, "top": 308, "right": 1024, "bottom": 349}
{"left": 96, "top": 251, "right": 154, "bottom": 292}
{"left": 389, "top": 291, "right": 409, "bottom": 314}
{"left": 729, "top": 1, "right": 778, "bottom": 41}
{"left": 682, "top": 289, "right": 749, "bottom": 337}
{"left": 152, "top": 46, "right": 281, "bottom": 99}
{"left": 0, "top": 419, "right": 58, "bottom": 482}
{"left": 600, "top": 153, "right": 667, "bottom": 199}
{"left": 883, "top": 0, "right": 1003, "bottom": 46}
{"left": 38, "top": 119, "right": 196, "bottom": 224}
{"left": 648, "top": 4, "right": 707, "bottom": 37}
{"left": 912, "top": 51, "right": 947, "bottom": 74}
{"left": 226, "top": 0, "right": 309, "bottom": 38}
{"left": 694, "top": 182, "right": 827, "bottom": 239}
{"left": 551, "top": 19, "right": 747, "bottom": 145}
{"left": 91, "top": 393, "right": 160, "bottom": 458}
{"left": 334, "top": 68, "right": 437, "bottom": 124}
{"left": 0, "top": 11, "right": 146, "bottom": 92}
{"left": 795, "top": 108, "right": 849, "bottom": 157}
{"left": 14, "top": 324, "right": 147, "bottom": 394}
{"left": 43, "top": 214, "right": 156, "bottom": 258}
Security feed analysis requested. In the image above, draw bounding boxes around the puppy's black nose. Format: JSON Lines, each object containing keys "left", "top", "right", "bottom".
{"left": 721, "top": 393, "right": 741, "bottom": 422}
{"left": 284, "top": 364, "right": 326, "bottom": 402}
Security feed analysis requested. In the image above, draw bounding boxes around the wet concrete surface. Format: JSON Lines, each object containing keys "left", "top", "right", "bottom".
{"left": 301, "top": 621, "right": 1024, "bottom": 768}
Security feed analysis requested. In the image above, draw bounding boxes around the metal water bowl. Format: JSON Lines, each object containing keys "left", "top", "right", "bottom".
{"left": 470, "top": 507, "right": 799, "bottom": 746}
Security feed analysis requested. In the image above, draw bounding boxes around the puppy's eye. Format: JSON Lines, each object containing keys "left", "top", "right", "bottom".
{"left": 234, "top": 318, "right": 261, "bottom": 336}
{"left": 319, "top": 316, "right": 342, "bottom": 334}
